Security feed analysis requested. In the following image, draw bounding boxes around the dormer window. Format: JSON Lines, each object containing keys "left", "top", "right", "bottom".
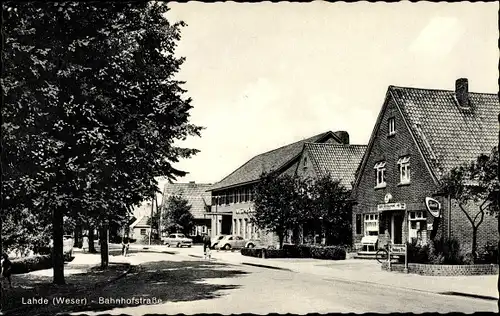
{"left": 388, "top": 117, "right": 396, "bottom": 136}
{"left": 303, "top": 157, "right": 308, "bottom": 169}
{"left": 398, "top": 156, "right": 411, "bottom": 184}
{"left": 374, "top": 161, "right": 386, "bottom": 188}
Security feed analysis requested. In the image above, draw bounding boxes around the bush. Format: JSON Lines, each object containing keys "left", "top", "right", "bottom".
{"left": 11, "top": 255, "right": 52, "bottom": 274}
{"left": 241, "top": 248, "right": 262, "bottom": 258}
{"left": 407, "top": 241, "right": 431, "bottom": 264}
{"left": 264, "top": 249, "right": 286, "bottom": 258}
{"left": 477, "top": 243, "right": 498, "bottom": 264}
{"left": 434, "top": 238, "right": 463, "bottom": 265}
{"left": 310, "top": 245, "right": 346, "bottom": 260}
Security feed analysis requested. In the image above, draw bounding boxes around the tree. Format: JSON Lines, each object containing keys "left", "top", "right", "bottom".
{"left": 162, "top": 195, "right": 194, "bottom": 236}
{"left": 2, "top": 2, "right": 201, "bottom": 282}
{"left": 253, "top": 173, "right": 310, "bottom": 249}
{"left": 309, "top": 175, "right": 353, "bottom": 246}
{"left": 440, "top": 147, "right": 499, "bottom": 263}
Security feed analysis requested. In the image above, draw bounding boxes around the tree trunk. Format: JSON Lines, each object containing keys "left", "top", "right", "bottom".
{"left": 278, "top": 233, "right": 285, "bottom": 249}
{"left": 52, "top": 208, "right": 65, "bottom": 284}
{"left": 99, "top": 225, "right": 109, "bottom": 269}
{"left": 88, "top": 226, "right": 96, "bottom": 253}
{"left": 471, "top": 227, "right": 477, "bottom": 263}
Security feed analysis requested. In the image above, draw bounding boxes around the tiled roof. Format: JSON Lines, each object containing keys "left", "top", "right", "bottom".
{"left": 162, "top": 182, "right": 212, "bottom": 219}
{"left": 130, "top": 215, "right": 150, "bottom": 228}
{"left": 209, "top": 131, "right": 340, "bottom": 191}
{"left": 304, "top": 143, "right": 367, "bottom": 189}
{"left": 390, "top": 86, "right": 498, "bottom": 180}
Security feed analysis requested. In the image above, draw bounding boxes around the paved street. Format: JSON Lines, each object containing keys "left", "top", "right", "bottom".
{"left": 61, "top": 249, "right": 497, "bottom": 315}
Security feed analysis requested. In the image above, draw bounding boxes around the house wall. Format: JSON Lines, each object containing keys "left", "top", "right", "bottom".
{"left": 352, "top": 97, "right": 443, "bottom": 247}
{"left": 352, "top": 96, "right": 497, "bottom": 255}
{"left": 295, "top": 151, "right": 318, "bottom": 179}
{"left": 130, "top": 227, "right": 150, "bottom": 243}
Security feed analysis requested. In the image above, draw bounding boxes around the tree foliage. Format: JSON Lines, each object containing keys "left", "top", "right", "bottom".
{"left": 440, "top": 147, "right": 499, "bottom": 262}
{"left": 162, "top": 195, "right": 194, "bottom": 236}
{"left": 2, "top": 2, "right": 201, "bottom": 282}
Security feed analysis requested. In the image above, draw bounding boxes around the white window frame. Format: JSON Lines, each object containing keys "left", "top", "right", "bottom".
{"left": 364, "top": 214, "right": 379, "bottom": 236}
{"left": 398, "top": 156, "right": 411, "bottom": 184}
{"left": 374, "top": 161, "right": 386, "bottom": 188}
{"left": 388, "top": 117, "right": 396, "bottom": 136}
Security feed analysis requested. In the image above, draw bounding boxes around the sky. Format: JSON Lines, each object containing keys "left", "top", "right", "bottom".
{"left": 154, "top": 2, "right": 498, "bottom": 194}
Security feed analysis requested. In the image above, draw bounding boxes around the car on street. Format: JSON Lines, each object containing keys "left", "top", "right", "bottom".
{"left": 210, "top": 234, "right": 227, "bottom": 249}
{"left": 162, "top": 233, "right": 193, "bottom": 248}
{"left": 245, "top": 239, "right": 264, "bottom": 249}
{"left": 215, "top": 235, "right": 247, "bottom": 250}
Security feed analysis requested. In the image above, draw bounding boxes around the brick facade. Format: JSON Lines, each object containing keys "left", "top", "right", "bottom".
{"left": 352, "top": 89, "right": 498, "bottom": 256}
{"left": 382, "top": 262, "right": 499, "bottom": 276}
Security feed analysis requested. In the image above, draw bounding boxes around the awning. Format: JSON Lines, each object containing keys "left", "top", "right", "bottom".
{"left": 397, "top": 156, "right": 410, "bottom": 164}
{"left": 374, "top": 161, "right": 386, "bottom": 169}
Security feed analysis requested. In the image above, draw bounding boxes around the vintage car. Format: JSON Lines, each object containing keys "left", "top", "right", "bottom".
{"left": 215, "top": 235, "right": 247, "bottom": 250}
{"left": 162, "top": 233, "right": 193, "bottom": 248}
{"left": 210, "top": 234, "right": 228, "bottom": 249}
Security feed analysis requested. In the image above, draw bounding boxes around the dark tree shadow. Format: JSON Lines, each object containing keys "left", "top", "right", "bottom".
{"left": 7, "top": 260, "right": 249, "bottom": 315}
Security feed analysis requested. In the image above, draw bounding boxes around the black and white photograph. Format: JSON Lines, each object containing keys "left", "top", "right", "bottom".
{"left": 1, "top": 1, "right": 499, "bottom": 315}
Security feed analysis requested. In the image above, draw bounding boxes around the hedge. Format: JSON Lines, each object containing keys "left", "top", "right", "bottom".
{"left": 11, "top": 255, "right": 53, "bottom": 274}
{"left": 241, "top": 244, "right": 346, "bottom": 260}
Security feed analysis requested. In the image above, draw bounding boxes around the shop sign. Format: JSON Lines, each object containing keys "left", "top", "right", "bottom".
{"left": 377, "top": 203, "right": 406, "bottom": 211}
{"left": 390, "top": 244, "right": 406, "bottom": 255}
{"left": 425, "top": 197, "right": 441, "bottom": 217}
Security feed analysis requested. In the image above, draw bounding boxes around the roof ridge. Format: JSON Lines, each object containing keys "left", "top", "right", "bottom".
{"left": 212, "top": 131, "right": 333, "bottom": 188}
{"left": 389, "top": 85, "right": 497, "bottom": 96}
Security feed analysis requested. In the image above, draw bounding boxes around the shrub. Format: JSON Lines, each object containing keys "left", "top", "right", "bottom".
{"left": 310, "top": 245, "right": 346, "bottom": 260}
{"left": 297, "top": 244, "right": 312, "bottom": 258}
{"left": 241, "top": 248, "right": 262, "bottom": 258}
{"left": 264, "top": 249, "right": 286, "bottom": 258}
{"left": 434, "top": 238, "right": 463, "bottom": 265}
{"left": 11, "top": 255, "right": 52, "bottom": 274}
{"left": 407, "top": 241, "right": 431, "bottom": 264}
{"left": 477, "top": 243, "right": 498, "bottom": 264}
{"left": 282, "top": 244, "right": 300, "bottom": 258}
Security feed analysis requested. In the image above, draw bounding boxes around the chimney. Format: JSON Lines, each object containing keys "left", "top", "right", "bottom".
{"left": 189, "top": 181, "right": 195, "bottom": 184}
{"left": 334, "top": 131, "right": 350, "bottom": 144}
{"left": 455, "top": 78, "right": 469, "bottom": 108}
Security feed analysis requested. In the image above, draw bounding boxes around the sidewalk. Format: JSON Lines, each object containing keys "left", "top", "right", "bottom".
{"left": 177, "top": 246, "right": 499, "bottom": 300}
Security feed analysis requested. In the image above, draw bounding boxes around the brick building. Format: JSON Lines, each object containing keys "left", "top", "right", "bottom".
{"left": 161, "top": 182, "right": 212, "bottom": 237}
{"left": 351, "top": 78, "right": 498, "bottom": 254}
{"left": 294, "top": 142, "right": 367, "bottom": 244}
{"left": 207, "top": 131, "right": 350, "bottom": 245}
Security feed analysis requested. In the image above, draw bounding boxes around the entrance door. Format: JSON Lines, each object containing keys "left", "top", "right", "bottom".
{"left": 393, "top": 214, "right": 404, "bottom": 244}
{"left": 221, "top": 215, "right": 232, "bottom": 234}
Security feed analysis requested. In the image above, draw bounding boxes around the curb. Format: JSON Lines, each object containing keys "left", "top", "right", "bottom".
{"left": 241, "top": 262, "right": 292, "bottom": 271}
{"left": 439, "top": 291, "right": 498, "bottom": 301}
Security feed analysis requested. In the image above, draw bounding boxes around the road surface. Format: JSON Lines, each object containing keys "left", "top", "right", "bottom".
{"left": 64, "top": 252, "right": 496, "bottom": 315}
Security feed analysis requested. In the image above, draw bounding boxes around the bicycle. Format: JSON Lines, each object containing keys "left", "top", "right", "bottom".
{"left": 375, "top": 244, "right": 402, "bottom": 264}
{"left": 375, "top": 246, "right": 389, "bottom": 264}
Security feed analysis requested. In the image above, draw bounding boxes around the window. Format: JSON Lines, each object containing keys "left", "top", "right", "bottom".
{"left": 355, "top": 214, "right": 362, "bottom": 234}
{"left": 374, "top": 161, "right": 386, "bottom": 188}
{"left": 140, "top": 229, "right": 147, "bottom": 235}
{"left": 388, "top": 117, "right": 396, "bottom": 136}
{"left": 364, "top": 214, "right": 379, "bottom": 236}
{"left": 303, "top": 157, "right": 308, "bottom": 169}
{"left": 398, "top": 156, "right": 411, "bottom": 184}
{"left": 235, "top": 189, "right": 240, "bottom": 203}
{"left": 408, "top": 211, "right": 426, "bottom": 220}
{"left": 169, "top": 234, "right": 175, "bottom": 238}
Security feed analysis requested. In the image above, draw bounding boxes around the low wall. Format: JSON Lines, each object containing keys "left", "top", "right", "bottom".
{"left": 381, "top": 262, "right": 499, "bottom": 276}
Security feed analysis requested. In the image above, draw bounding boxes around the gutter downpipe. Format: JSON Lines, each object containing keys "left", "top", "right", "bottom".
{"left": 447, "top": 194, "right": 451, "bottom": 239}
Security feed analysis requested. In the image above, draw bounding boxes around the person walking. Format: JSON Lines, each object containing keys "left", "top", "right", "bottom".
{"left": 203, "top": 233, "right": 212, "bottom": 260}
{"left": 1, "top": 253, "right": 12, "bottom": 289}
{"left": 82, "top": 235, "right": 89, "bottom": 253}
{"left": 122, "top": 238, "right": 130, "bottom": 257}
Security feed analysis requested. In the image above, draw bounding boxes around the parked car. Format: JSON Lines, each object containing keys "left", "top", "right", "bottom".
{"left": 215, "top": 235, "right": 247, "bottom": 250}
{"left": 245, "top": 239, "right": 264, "bottom": 249}
{"left": 162, "top": 233, "right": 193, "bottom": 248}
{"left": 211, "top": 234, "right": 228, "bottom": 249}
